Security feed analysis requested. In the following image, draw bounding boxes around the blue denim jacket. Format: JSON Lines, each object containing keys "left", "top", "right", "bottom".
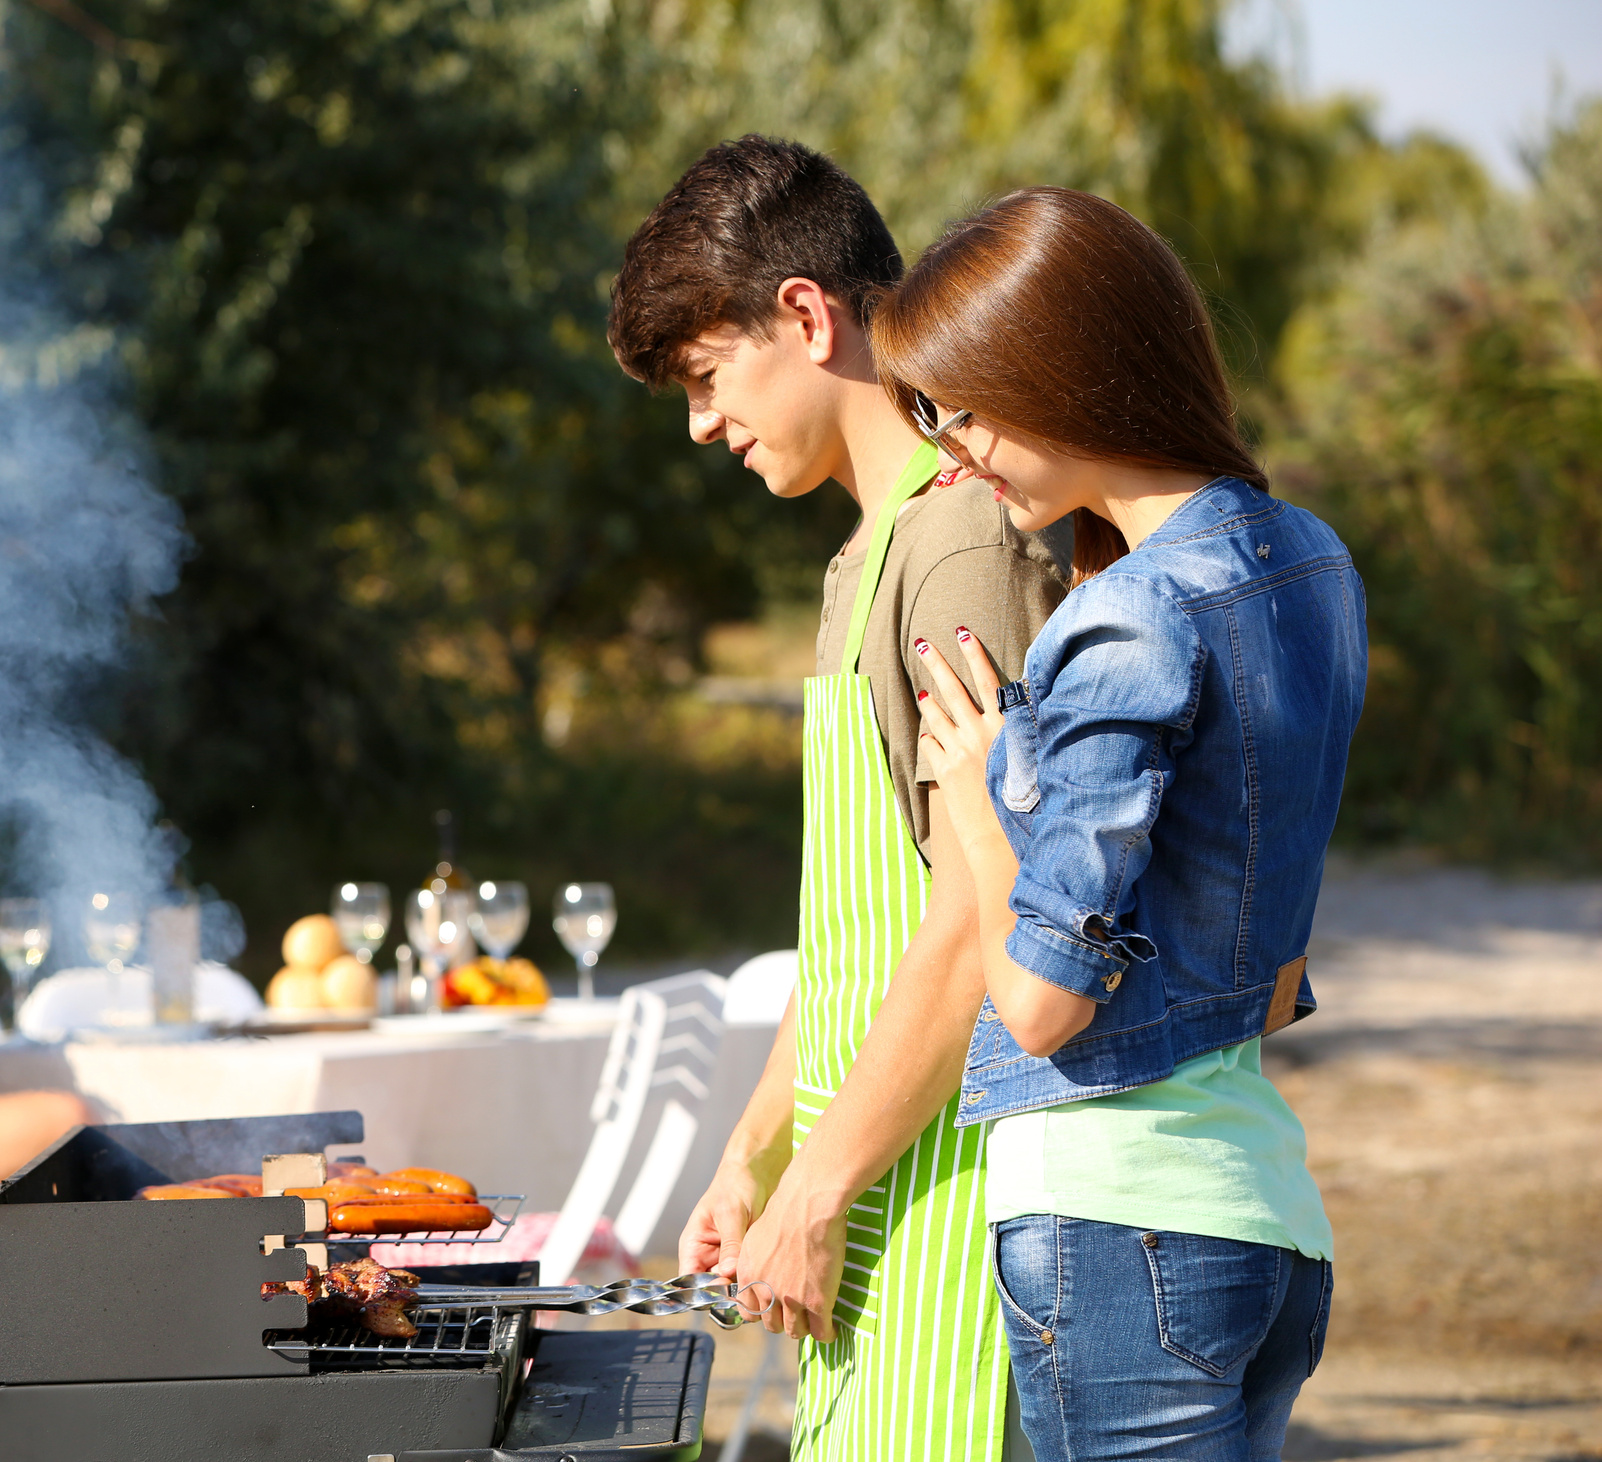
{"left": 956, "top": 477, "right": 1367, "bottom": 1127}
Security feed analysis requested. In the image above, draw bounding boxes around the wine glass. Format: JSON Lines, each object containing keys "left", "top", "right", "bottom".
{"left": 468, "top": 881, "right": 529, "bottom": 962}
{"left": 552, "top": 882, "right": 615, "bottom": 1002}
{"left": 0, "top": 898, "right": 51, "bottom": 1032}
{"left": 403, "top": 885, "right": 476, "bottom": 1013}
{"left": 331, "top": 882, "right": 391, "bottom": 965}
{"left": 84, "top": 891, "right": 142, "bottom": 1026}
{"left": 85, "top": 891, "right": 141, "bottom": 973}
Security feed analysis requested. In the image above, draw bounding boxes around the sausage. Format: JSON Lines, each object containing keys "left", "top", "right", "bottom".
{"left": 189, "top": 1174, "right": 263, "bottom": 1196}
{"left": 136, "top": 1184, "right": 233, "bottom": 1200}
{"left": 326, "top": 1193, "right": 478, "bottom": 1207}
{"left": 377, "top": 1167, "right": 476, "bottom": 1197}
{"left": 367, "top": 1177, "right": 433, "bottom": 1196}
{"left": 328, "top": 1200, "right": 494, "bottom": 1235}
{"left": 285, "top": 1181, "right": 379, "bottom": 1203}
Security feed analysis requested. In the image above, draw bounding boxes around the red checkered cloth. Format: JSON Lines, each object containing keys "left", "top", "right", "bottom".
{"left": 368, "top": 1211, "right": 637, "bottom": 1283}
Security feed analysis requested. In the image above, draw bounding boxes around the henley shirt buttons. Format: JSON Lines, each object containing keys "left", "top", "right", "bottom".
{"left": 1104, "top": 970, "right": 1123, "bottom": 992}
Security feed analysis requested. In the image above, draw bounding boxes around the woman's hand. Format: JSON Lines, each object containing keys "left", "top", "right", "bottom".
{"left": 914, "top": 628, "right": 1006, "bottom": 855}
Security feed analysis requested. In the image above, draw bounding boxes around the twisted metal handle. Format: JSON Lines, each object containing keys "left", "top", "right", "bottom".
{"left": 408, "top": 1272, "right": 775, "bottom": 1330}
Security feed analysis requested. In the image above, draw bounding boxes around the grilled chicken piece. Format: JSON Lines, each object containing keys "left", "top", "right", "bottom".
{"left": 262, "top": 1258, "right": 420, "bottom": 1338}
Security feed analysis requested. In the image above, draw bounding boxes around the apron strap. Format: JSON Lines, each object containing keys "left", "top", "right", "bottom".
{"left": 840, "top": 441, "right": 939, "bottom": 675}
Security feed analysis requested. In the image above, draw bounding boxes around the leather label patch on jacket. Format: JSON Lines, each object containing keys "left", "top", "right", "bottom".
{"left": 1264, "top": 956, "right": 1307, "bottom": 1035}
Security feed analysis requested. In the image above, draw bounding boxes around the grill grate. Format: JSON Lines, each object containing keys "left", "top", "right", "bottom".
{"left": 325, "top": 1193, "right": 525, "bottom": 1246}
{"left": 265, "top": 1305, "right": 517, "bottom": 1369}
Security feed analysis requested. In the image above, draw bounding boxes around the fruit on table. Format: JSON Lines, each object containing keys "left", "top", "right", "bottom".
{"left": 443, "top": 955, "right": 549, "bottom": 1008}
{"left": 321, "top": 954, "right": 377, "bottom": 1012}
{"left": 266, "top": 965, "right": 325, "bottom": 1010}
{"left": 268, "top": 914, "right": 378, "bottom": 1012}
{"left": 282, "top": 914, "right": 346, "bottom": 970}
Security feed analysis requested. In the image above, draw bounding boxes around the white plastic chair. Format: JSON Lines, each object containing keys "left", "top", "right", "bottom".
{"left": 17, "top": 963, "right": 263, "bottom": 1040}
{"left": 700, "top": 949, "right": 798, "bottom": 1462}
{"left": 722, "top": 949, "right": 798, "bottom": 1026}
{"left": 533, "top": 970, "right": 727, "bottom": 1285}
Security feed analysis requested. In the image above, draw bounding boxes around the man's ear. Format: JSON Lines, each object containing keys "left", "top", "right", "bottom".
{"left": 775, "top": 277, "right": 839, "bottom": 365}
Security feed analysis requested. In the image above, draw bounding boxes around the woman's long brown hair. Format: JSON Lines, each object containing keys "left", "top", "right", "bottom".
{"left": 873, "top": 188, "right": 1267, "bottom": 586}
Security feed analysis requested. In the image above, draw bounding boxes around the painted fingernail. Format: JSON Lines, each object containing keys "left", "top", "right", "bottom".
{"left": 917, "top": 690, "right": 929, "bottom": 701}
{"left": 913, "top": 638, "right": 929, "bottom": 655}
{"left": 956, "top": 626, "right": 972, "bottom": 642}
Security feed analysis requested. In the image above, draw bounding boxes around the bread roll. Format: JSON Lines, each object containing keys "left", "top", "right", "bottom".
{"left": 281, "top": 914, "right": 346, "bottom": 970}
{"left": 321, "top": 954, "right": 377, "bottom": 1011}
{"left": 267, "top": 965, "right": 326, "bottom": 1010}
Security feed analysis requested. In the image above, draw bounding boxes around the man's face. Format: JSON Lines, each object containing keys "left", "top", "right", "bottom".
{"left": 673, "top": 320, "right": 844, "bottom": 499}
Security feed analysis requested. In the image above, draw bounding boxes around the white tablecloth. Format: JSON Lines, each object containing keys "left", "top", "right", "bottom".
{"left": 0, "top": 1016, "right": 779, "bottom": 1257}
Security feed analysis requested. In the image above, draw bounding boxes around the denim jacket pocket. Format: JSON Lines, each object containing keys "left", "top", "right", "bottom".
{"left": 1142, "top": 1230, "right": 1282, "bottom": 1378}
{"left": 998, "top": 679, "right": 1041, "bottom": 813}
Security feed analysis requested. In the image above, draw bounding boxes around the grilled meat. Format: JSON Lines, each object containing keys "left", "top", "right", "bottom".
{"left": 262, "top": 1258, "right": 421, "bottom": 1338}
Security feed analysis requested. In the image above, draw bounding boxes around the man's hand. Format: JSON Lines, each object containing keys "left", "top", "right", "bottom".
{"left": 679, "top": 1153, "right": 781, "bottom": 1279}
{"left": 735, "top": 1174, "right": 848, "bottom": 1342}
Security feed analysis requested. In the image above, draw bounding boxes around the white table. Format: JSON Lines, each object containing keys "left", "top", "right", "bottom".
{"left": 0, "top": 1015, "right": 779, "bottom": 1257}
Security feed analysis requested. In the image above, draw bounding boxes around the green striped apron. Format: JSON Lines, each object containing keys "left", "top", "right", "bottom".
{"left": 792, "top": 442, "right": 1009, "bottom": 1462}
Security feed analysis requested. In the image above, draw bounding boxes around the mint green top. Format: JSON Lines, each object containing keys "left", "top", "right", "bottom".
{"left": 985, "top": 1037, "right": 1333, "bottom": 1259}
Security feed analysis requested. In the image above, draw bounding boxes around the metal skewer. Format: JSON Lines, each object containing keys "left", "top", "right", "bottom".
{"left": 406, "top": 1272, "right": 771, "bottom": 1330}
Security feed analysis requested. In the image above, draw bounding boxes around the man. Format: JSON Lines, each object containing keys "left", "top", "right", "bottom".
{"left": 609, "top": 135, "right": 1063, "bottom": 1461}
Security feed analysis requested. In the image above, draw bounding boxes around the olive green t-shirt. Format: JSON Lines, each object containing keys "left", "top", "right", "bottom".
{"left": 816, "top": 478, "right": 1067, "bottom": 863}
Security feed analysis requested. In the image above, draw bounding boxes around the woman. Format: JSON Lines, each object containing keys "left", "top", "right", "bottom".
{"left": 869, "top": 187, "right": 1367, "bottom": 1461}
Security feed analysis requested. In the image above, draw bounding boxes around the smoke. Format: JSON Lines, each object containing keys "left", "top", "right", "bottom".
{"left": 0, "top": 143, "right": 241, "bottom": 967}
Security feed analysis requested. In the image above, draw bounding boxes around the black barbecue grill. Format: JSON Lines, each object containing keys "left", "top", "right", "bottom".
{"left": 0, "top": 1111, "right": 713, "bottom": 1461}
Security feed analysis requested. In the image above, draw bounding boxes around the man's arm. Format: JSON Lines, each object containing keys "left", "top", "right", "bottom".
{"left": 734, "top": 786, "right": 986, "bottom": 1339}
{"left": 678, "top": 994, "right": 797, "bottom": 1277}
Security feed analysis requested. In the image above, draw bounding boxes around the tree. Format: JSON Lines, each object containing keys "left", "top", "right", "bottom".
{"left": 1273, "top": 101, "right": 1602, "bottom": 860}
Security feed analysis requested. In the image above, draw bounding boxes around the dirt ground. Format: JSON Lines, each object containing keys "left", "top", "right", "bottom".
{"left": 658, "top": 857, "right": 1602, "bottom": 1460}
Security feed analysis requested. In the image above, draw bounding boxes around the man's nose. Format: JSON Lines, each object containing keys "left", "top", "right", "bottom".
{"left": 688, "top": 405, "right": 725, "bottom": 446}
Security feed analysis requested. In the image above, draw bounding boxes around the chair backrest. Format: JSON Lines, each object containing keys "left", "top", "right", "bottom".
{"left": 536, "top": 971, "right": 726, "bottom": 1283}
{"left": 18, "top": 964, "right": 263, "bottom": 1040}
{"left": 722, "top": 949, "right": 798, "bottom": 1026}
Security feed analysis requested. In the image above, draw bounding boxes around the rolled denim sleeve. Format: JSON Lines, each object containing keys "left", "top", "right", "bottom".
{"left": 1005, "top": 573, "right": 1206, "bottom": 1000}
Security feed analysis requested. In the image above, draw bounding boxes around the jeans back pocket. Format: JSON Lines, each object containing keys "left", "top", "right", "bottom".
{"left": 1142, "top": 1230, "right": 1283, "bottom": 1378}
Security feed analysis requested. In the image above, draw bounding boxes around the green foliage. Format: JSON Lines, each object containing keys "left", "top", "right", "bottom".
{"left": 1273, "top": 101, "right": 1602, "bottom": 861}
{"left": 599, "top": 0, "right": 1399, "bottom": 372}
{"left": 3, "top": 0, "right": 1594, "bottom": 974}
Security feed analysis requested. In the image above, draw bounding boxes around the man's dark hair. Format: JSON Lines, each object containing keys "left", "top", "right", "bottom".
{"left": 608, "top": 135, "right": 903, "bottom": 389}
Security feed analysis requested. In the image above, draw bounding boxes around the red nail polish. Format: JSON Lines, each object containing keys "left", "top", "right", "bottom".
{"left": 956, "top": 626, "right": 972, "bottom": 641}
{"left": 914, "top": 638, "right": 929, "bottom": 654}
{"left": 917, "top": 690, "right": 929, "bottom": 701}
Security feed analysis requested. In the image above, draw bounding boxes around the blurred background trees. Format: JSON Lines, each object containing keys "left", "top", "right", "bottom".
{"left": 1, "top": 0, "right": 1596, "bottom": 979}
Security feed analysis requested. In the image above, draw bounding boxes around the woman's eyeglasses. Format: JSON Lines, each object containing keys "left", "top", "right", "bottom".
{"left": 911, "top": 391, "right": 982, "bottom": 478}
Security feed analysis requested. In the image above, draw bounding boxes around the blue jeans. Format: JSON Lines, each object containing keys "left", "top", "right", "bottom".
{"left": 993, "top": 1216, "right": 1332, "bottom": 1462}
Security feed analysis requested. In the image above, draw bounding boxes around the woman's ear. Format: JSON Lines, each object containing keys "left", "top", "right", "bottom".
{"left": 776, "top": 277, "right": 838, "bottom": 365}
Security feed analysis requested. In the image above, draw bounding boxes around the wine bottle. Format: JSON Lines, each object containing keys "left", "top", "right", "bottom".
{"left": 417, "top": 810, "right": 476, "bottom": 980}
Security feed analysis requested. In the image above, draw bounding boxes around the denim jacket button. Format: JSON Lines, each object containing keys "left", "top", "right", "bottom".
{"left": 1103, "top": 970, "right": 1122, "bottom": 992}
{"left": 1142, "top": 1232, "right": 1160, "bottom": 1248}
{"left": 1039, "top": 1329, "right": 1054, "bottom": 1346}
